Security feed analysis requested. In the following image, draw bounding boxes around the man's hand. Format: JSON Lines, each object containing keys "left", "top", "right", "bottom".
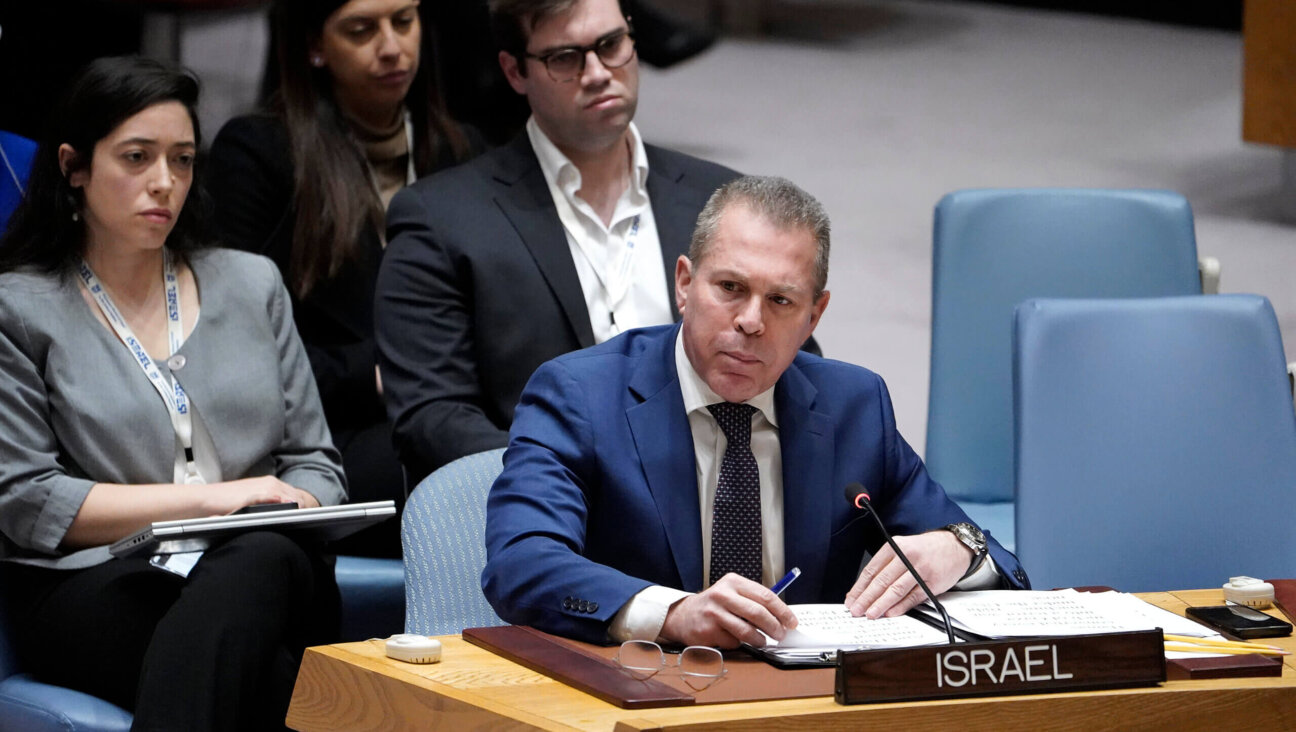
{"left": 844, "top": 530, "right": 973, "bottom": 619}
{"left": 659, "top": 573, "right": 798, "bottom": 649}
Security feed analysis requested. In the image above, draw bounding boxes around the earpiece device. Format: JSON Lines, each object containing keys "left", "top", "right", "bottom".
{"left": 384, "top": 634, "right": 442, "bottom": 664}
{"left": 1222, "top": 576, "right": 1274, "bottom": 609}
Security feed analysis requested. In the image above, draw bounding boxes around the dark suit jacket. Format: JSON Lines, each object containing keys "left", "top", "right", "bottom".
{"left": 482, "top": 324, "right": 1030, "bottom": 643}
{"left": 375, "top": 132, "right": 739, "bottom": 480}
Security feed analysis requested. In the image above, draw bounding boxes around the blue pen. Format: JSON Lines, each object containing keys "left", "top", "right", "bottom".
{"left": 770, "top": 567, "right": 801, "bottom": 596}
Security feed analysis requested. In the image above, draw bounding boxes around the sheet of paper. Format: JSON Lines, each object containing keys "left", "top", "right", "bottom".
{"left": 765, "top": 604, "right": 951, "bottom": 651}
{"left": 913, "top": 589, "right": 1232, "bottom": 658}
{"left": 1078, "top": 591, "right": 1221, "bottom": 638}
{"left": 927, "top": 590, "right": 1114, "bottom": 636}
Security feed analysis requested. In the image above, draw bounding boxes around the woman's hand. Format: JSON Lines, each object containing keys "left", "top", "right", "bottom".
{"left": 66, "top": 477, "right": 321, "bottom": 548}
{"left": 208, "top": 476, "right": 321, "bottom": 515}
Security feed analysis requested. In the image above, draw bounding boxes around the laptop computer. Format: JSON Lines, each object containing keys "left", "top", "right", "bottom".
{"left": 109, "top": 500, "right": 396, "bottom": 558}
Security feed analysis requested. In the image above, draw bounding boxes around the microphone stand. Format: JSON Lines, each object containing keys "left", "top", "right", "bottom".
{"left": 852, "top": 492, "right": 957, "bottom": 645}
{"left": 834, "top": 484, "right": 1165, "bottom": 705}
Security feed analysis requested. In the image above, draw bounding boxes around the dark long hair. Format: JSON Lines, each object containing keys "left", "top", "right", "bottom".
{"left": 270, "top": 0, "right": 472, "bottom": 299}
{"left": 0, "top": 56, "right": 208, "bottom": 274}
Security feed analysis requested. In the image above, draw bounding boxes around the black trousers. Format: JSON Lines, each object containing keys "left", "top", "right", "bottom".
{"left": 1, "top": 532, "right": 339, "bottom": 732}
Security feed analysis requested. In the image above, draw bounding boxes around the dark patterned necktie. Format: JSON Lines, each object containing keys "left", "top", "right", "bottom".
{"left": 707, "top": 402, "right": 762, "bottom": 585}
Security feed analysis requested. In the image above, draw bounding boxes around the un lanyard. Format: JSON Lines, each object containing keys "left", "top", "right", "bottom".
{"left": 78, "top": 248, "right": 202, "bottom": 484}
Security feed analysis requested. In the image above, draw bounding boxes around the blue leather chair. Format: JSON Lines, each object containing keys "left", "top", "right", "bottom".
{"left": 926, "top": 189, "right": 1204, "bottom": 549}
{"left": 1013, "top": 295, "right": 1296, "bottom": 591}
{"left": 0, "top": 131, "right": 38, "bottom": 233}
{"left": 402, "top": 449, "right": 507, "bottom": 635}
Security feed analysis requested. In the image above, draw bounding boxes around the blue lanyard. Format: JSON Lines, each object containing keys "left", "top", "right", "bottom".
{"left": 79, "top": 248, "right": 202, "bottom": 483}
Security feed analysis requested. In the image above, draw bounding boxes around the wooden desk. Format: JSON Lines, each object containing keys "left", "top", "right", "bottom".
{"left": 287, "top": 589, "right": 1296, "bottom": 731}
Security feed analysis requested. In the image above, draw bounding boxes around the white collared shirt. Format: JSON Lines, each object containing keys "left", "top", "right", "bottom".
{"left": 608, "top": 330, "right": 1000, "bottom": 642}
{"left": 527, "top": 118, "right": 673, "bottom": 343}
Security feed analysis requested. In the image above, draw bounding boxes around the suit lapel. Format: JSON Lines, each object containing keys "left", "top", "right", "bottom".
{"left": 644, "top": 147, "right": 690, "bottom": 320}
{"left": 775, "top": 362, "right": 835, "bottom": 604}
{"left": 491, "top": 135, "right": 596, "bottom": 348}
{"left": 626, "top": 326, "right": 705, "bottom": 591}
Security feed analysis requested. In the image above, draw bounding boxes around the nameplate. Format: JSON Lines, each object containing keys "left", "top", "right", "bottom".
{"left": 835, "top": 630, "right": 1165, "bottom": 705}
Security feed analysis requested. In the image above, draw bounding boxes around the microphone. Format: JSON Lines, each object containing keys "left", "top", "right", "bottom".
{"left": 844, "top": 482, "right": 956, "bottom": 644}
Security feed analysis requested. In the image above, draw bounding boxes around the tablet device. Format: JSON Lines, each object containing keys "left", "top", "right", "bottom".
{"left": 109, "top": 500, "right": 396, "bottom": 558}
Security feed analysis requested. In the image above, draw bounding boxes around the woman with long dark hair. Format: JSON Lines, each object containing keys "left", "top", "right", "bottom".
{"left": 0, "top": 56, "right": 344, "bottom": 730}
{"left": 209, "top": 0, "right": 477, "bottom": 558}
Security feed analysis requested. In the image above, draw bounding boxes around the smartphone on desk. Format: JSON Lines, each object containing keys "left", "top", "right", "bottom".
{"left": 1186, "top": 604, "right": 1293, "bottom": 639}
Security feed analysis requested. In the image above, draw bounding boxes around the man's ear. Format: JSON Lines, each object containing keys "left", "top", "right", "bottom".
{"left": 58, "top": 144, "right": 87, "bottom": 187}
{"left": 807, "top": 289, "right": 830, "bottom": 332}
{"left": 674, "top": 255, "right": 692, "bottom": 314}
{"left": 499, "top": 51, "right": 528, "bottom": 95}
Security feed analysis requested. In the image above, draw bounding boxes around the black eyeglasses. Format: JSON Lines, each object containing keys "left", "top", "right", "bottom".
{"left": 525, "top": 29, "right": 637, "bottom": 83}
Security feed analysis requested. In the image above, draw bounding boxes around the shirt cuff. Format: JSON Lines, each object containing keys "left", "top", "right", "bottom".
{"left": 608, "top": 585, "right": 693, "bottom": 642}
{"left": 954, "top": 554, "right": 1001, "bottom": 591}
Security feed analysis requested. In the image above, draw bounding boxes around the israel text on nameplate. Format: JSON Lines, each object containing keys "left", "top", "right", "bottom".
{"left": 835, "top": 630, "right": 1166, "bottom": 704}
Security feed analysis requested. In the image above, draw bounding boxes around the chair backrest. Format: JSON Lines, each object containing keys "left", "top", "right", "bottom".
{"left": 402, "top": 448, "right": 507, "bottom": 635}
{"left": 0, "top": 130, "right": 38, "bottom": 233}
{"left": 1013, "top": 295, "right": 1296, "bottom": 592}
{"left": 927, "top": 188, "right": 1202, "bottom": 504}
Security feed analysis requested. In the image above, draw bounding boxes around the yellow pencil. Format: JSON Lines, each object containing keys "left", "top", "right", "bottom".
{"left": 1164, "top": 642, "right": 1290, "bottom": 657}
{"left": 1163, "top": 633, "right": 1286, "bottom": 652}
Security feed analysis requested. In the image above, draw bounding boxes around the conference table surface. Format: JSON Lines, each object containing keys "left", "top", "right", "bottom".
{"left": 286, "top": 589, "right": 1296, "bottom": 731}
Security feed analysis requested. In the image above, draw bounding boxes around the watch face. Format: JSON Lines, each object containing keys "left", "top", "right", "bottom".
{"left": 950, "top": 523, "right": 986, "bottom": 552}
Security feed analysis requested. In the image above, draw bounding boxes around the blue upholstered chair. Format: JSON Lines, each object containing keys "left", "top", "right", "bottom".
{"left": 1013, "top": 295, "right": 1296, "bottom": 592}
{"left": 926, "top": 188, "right": 1206, "bottom": 549}
{"left": 335, "top": 555, "right": 405, "bottom": 641}
{"left": 0, "top": 551, "right": 401, "bottom": 732}
{"left": 0, "top": 131, "right": 38, "bottom": 233}
{"left": 0, "top": 573, "right": 133, "bottom": 732}
{"left": 402, "top": 448, "right": 507, "bottom": 635}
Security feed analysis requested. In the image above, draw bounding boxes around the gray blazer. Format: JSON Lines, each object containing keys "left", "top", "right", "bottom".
{"left": 0, "top": 248, "right": 346, "bottom": 568}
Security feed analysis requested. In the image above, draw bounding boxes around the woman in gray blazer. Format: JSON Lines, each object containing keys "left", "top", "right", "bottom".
{"left": 0, "top": 57, "right": 346, "bottom": 731}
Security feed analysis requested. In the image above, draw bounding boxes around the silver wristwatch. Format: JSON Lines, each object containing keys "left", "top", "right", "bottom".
{"left": 945, "top": 522, "right": 988, "bottom": 580}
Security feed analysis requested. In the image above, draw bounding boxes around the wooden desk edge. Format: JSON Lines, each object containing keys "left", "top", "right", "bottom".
{"left": 287, "top": 591, "right": 1296, "bottom": 731}
{"left": 287, "top": 642, "right": 571, "bottom": 732}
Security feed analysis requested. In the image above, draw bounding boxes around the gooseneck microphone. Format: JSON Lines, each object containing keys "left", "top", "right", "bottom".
{"left": 844, "top": 482, "right": 956, "bottom": 644}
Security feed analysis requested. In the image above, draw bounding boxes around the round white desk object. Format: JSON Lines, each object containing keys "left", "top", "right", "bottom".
{"left": 1222, "top": 576, "right": 1274, "bottom": 608}
{"left": 385, "top": 634, "right": 442, "bottom": 664}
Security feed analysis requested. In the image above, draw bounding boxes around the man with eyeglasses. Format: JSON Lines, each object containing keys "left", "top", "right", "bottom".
{"left": 375, "top": 0, "right": 742, "bottom": 480}
{"left": 482, "top": 176, "right": 1028, "bottom": 649}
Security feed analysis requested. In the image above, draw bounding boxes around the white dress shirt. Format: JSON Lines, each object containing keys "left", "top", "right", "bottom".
{"left": 609, "top": 330, "right": 1000, "bottom": 642}
{"left": 527, "top": 118, "right": 673, "bottom": 343}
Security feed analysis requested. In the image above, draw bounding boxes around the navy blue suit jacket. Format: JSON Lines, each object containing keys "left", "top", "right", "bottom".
{"left": 482, "top": 325, "right": 1028, "bottom": 643}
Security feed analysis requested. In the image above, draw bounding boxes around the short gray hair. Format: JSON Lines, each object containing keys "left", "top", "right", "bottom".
{"left": 689, "top": 175, "right": 831, "bottom": 298}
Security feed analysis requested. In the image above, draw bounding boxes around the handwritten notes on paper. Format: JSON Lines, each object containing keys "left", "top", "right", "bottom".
{"left": 750, "top": 589, "right": 1223, "bottom": 663}
{"left": 774, "top": 605, "right": 951, "bottom": 650}
{"left": 931, "top": 589, "right": 1218, "bottom": 639}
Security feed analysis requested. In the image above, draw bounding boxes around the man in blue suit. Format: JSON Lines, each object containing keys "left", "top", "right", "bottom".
{"left": 483, "top": 176, "right": 1029, "bottom": 647}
